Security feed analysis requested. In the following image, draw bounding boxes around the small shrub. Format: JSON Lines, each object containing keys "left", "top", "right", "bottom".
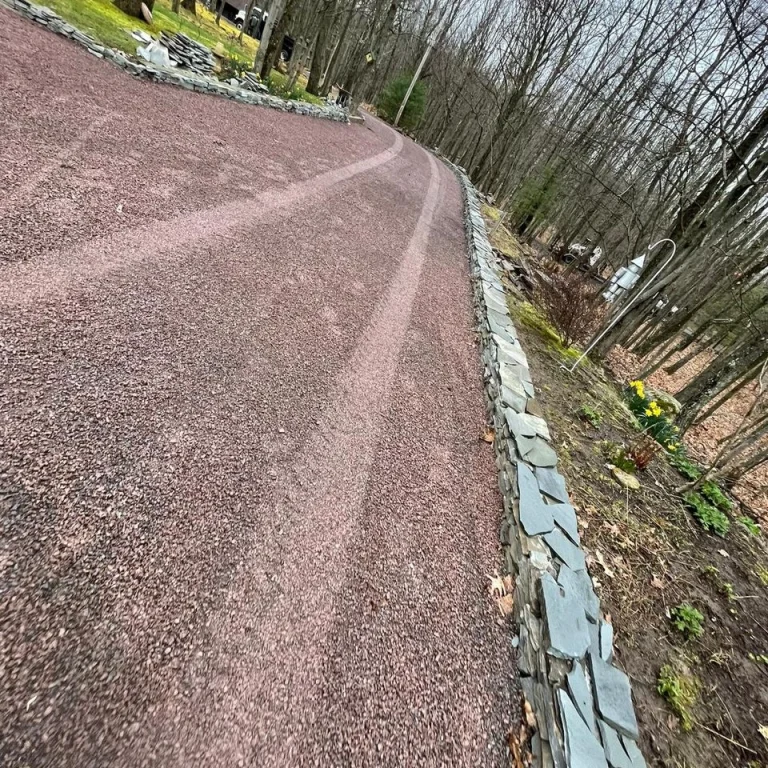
{"left": 658, "top": 664, "right": 699, "bottom": 731}
{"left": 683, "top": 492, "right": 730, "bottom": 537}
{"left": 626, "top": 435, "right": 661, "bottom": 471}
{"left": 701, "top": 480, "right": 732, "bottom": 512}
{"left": 535, "top": 270, "right": 601, "bottom": 348}
{"left": 376, "top": 74, "right": 427, "bottom": 130}
{"left": 577, "top": 404, "right": 602, "bottom": 427}
{"left": 670, "top": 603, "right": 704, "bottom": 639}
{"left": 737, "top": 516, "right": 761, "bottom": 536}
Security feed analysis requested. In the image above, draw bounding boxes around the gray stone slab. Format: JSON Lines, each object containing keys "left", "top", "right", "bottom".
{"left": 544, "top": 529, "right": 586, "bottom": 571}
{"left": 517, "top": 462, "right": 555, "bottom": 536}
{"left": 557, "top": 689, "right": 609, "bottom": 768}
{"left": 598, "top": 720, "right": 633, "bottom": 768}
{"left": 540, "top": 572, "right": 590, "bottom": 660}
{"left": 507, "top": 411, "right": 537, "bottom": 437}
{"left": 523, "top": 378, "right": 536, "bottom": 398}
{"left": 497, "top": 341, "right": 529, "bottom": 369}
{"left": 500, "top": 384, "right": 528, "bottom": 413}
{"left": 599, "top": 620, "right": 614, "bottom": 661}
{"left": 589, "top": 655, "right": 639, "bottom": 739}
{"left": 567, "top": 661, "right": 597, "bottom": 734}
{"left": 557, "top": 565, "right": 600, "bottom": 622}
{"left": 535, "top": 466, "right": 570, "bottom": 503}
{"left": 515, "top": 432, "right": 537, "bottom": 458}
{"left": 525, "top": 436, "right": 558, "bottom": 467}
{"left": 550, "top": 502, "right": 580, "bottom": 544}
{"left": 499, "top": 362, "right": 528, "bottom": 393}
{"left": 621, "top": 736, "right": 648, "bottom": 767}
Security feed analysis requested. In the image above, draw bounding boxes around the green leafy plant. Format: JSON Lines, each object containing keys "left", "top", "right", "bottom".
{"left": 625, "top": 380, "right": 681, "bottom": 451}
{"left": 756, "top": 565, "right": 768, "bottom": 586}
{"left": 701, "top": 480, "right": 733, "bottom": 512}
{"left": 683, "top": 492, "right": 730, "bottom": 537}
{"left": 577, "top": 404, "right": 602, "bottom": 427}
{"left": 376, "top": 74, "right": 427, "bottom": 130}
{"left": 738, "top": 516, "right": 761, "bottom": 536}
{"left": 218, "top": 54, "right": 251, "bottom": 81}
{"left": 720, "top": 582, "right": 736, "bottom": 601}
{"left": 748, "top": 652, "right": 768, "bottom": 665}
{"left": 658, "top": 664, "right": 699, "bottom": 731}
{"left": 670, "top": 603, "right": 704, "bottom": 639}
{"left": 600, "top": 441, "right": 637, "bottom": 473}
{"left": 669, "top": 451, "right": 702, "bottom": 480}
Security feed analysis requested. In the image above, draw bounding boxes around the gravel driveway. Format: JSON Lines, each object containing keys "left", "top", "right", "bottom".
{"left": 1, "top": 8, "right": 517, "bottom": 766}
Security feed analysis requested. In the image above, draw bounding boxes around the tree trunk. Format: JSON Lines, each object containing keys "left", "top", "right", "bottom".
{"left": 253, "top": 0, "right": 288, "bottom": 76}
{"left": 115, "top": 0, "right": 155, "bottom": 17}
{"left": 306, "top": 2, "right": 334, "bottom": 95}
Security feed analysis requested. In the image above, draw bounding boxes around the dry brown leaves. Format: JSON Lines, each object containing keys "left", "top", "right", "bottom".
{"left": 487, "top": 573, "right": 515, "bottom": 616}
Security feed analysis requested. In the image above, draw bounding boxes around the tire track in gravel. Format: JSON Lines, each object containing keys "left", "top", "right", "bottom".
{"left": 0, "top": 125, "right": 430, "bottom": 768}
{"left": 0, "top": 129, "right": 403, "bottom": 308}
{"left": 134, "top": 146, "right": 443, "bottom": 767}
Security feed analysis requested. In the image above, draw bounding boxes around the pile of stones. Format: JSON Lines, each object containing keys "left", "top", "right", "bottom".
{"left": 237, "top": 71, "right": 269, "bottom": 94}
{"left": 455, "top": 163, "right": 647, "bottom": 768}
{"left": 0, "top": 0, "right": 348, "bottom": 122}
{"left": 158, "top": 31, "right": 215, "bottom": 75}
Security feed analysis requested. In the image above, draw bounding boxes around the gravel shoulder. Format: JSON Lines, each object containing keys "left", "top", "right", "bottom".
{"left": 1, "top": 11, "right": 517, "bottom": 767}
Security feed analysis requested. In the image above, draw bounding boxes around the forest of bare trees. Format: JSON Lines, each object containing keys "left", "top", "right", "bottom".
{"left": 252, "top": 0, "right": 768, "bottom": 486}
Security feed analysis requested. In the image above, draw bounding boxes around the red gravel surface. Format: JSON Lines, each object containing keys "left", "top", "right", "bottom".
{"left": 0, "top": 9, "right": 518, "bottom": 767}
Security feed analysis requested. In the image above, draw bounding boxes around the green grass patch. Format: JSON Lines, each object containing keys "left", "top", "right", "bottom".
{"left": 42, "top": 0, "right": 258, "bottom": 66}
{"left": 508, "top": 298, "right": 581, "bottom": 362}
{"left": 266, "top": 71, "right": 324, "bottom": 105}
{"left": 658, "top": 664, "right": 699, "bottom": 732}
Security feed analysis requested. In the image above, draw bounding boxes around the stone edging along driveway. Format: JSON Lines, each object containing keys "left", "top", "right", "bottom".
{"left": 452, "top": 165, "right": 647, "bottom": 768}
{"left": 1, "top": 0, "right": 349, "bottom": 123}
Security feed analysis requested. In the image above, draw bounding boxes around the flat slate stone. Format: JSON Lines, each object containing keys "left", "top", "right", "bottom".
{"left": 535, "top": 466, "right": 569, "bottom": 503}
{"left": 525, "top": 437, "right": 558, "bottom": 467}
{"left": 621, "top": 736, "right": 648, "bottom": 767}
{"left": 589, "top": 655, "right": 639, "bottom": 739}
{"left": 557, "top": 689, "right": 609, "bottom": 768}
{"left": 598, "top": 720, "right": 634, "bottom": 768}
{"left": 550, "top": 502, "right": 580, "bottom": 544}
{"left": 540, "top": 572, "right": 590, "bottom": 660}
{"left": 517, "top": 462, "right": 555, "bottom": 536}
{"left": 514, "top": 433, "right": 537, "bottom": 459}
{"left": 500, "top": 384, "right": 527, "bottom": 413}
{"left": 557, "top": 564, "right": 600, "bottom": 622}
{"left": 567, "top": 661, "right": 597, "bottom": 734}
{"left": 507, "top": 412, "right": 537, "bottom": 437}
{"left": 544, "top": 529, "right": 586, "bottom": 571}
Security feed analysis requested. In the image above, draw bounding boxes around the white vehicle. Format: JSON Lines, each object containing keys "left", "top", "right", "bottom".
{"left": 235, "top": 6, "right": 266, "bottom": 32}
{"left": 565, "top": 241, "right": 602, "bottom": 267}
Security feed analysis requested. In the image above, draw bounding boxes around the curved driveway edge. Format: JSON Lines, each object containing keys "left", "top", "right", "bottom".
{"left": 0, "top": 0, "right": 348, "bottom": 123}
{"left": 452, "top": 166, "right": 647, "bottom": 768}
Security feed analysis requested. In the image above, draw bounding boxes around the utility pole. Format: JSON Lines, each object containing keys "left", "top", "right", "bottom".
{"left": 394, "top": 34, "right": 434, "bottom": 127}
